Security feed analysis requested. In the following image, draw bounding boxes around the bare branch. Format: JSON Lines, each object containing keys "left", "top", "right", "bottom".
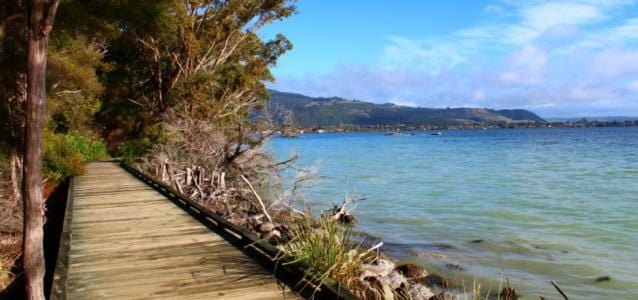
{"left": 241, "top": 175, "right": 272, "bottom": 223}
{"left": 54, "top": 89, "right": 82, "bottom": 96}
{"left": 126, "top": 98, "right": 145, "bottom": 107}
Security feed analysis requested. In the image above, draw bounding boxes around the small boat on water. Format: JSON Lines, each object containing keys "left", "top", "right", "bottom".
{"left": 384, "top": 132, "right": 400, "bottom": 136}
{"left": 431, "top": 131, "right": 443, "bottom": 136}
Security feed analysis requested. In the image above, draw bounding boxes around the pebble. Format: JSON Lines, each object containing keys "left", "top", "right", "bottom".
{"left": 409, "top": 282, "right": 435, "bottom": 300}
{"left": 258, "top": 222, "right": 275, "bottom": 233}
{"left": 361, "top": 259, "right": 396, "bottom": 277}
{"left": 396, "top": 263, "right": 428, "bottom": 279}
{"left": 385, "top": 271, "right": 407, "bottom": 289}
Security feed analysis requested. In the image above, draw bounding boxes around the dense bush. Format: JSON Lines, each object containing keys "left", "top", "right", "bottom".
{"left": 43, "top": 132, "right": 109, "bottom": 184}
{"left": 117, "top": 138, "right": 155, "bottom": 164}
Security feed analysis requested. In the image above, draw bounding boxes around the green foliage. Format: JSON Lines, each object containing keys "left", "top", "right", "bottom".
{"left": 47, "top": 34, "right": 105, "bottom": 134}
{"left": 43, "top": 132, "right": 109, "bottom": 184}
{"left": 98, "top": 0, "right": 296, "bottom": 154}
{"left": 115, "top": 123, "right": 166, "bottom": 163}
{"left": 117, "top": 138, "right": 155, "bottom": 164}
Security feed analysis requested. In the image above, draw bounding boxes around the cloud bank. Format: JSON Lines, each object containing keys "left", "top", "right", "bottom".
{"left": 270, "top": 0, "right": 638, "bottom": 117}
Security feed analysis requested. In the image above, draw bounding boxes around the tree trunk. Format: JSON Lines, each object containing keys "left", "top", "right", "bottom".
{"left": 23, "top": 1, "right": 59, "bottom": 299}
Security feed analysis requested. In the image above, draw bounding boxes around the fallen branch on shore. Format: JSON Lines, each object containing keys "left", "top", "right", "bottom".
{"left": 240, "top": 175, "right": 272, "bottom": 223}
{"left": 551, "top": 280, "right": 569, "bottom": 300}
{"left": 328, "top": 193, "right": 365, "bottom": 224}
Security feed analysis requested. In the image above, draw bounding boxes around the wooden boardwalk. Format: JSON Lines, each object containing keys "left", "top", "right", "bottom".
{"left": 60, "top": 162, "right": 296, "bottom": 299}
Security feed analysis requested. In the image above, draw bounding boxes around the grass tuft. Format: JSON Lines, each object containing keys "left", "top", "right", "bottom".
{"left": 280, "top": 218, "right": 374, "bottom": 294}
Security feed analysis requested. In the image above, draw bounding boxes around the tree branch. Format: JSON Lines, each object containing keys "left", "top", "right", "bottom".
{"left": 54, "top": 89, "right": 82, "bottom": 96}
{"left": 41, "top": 0, "right": 60, "bottom": 36}
{"left": 241, "top": 175, "right": 272, "bottom": 223}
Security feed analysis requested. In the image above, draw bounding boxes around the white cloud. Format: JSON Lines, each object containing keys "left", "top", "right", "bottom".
{"left": 502, "top": 1, "right": 634, "bottom": 45}
{"left": 538, "top": 24, "right": 583, "bottom": 41}
{"left": 611, "top": 17, "right": 638, "bottom": 40}
{"left": 473, "top": 90, "right": 486, "bottom": 100}
{"left": 499, "top": 45, "right": 548, "bottom": 85}
{"left": 522, "top": 2, "right": 603, "bottom": 29}
{"left": 589, "top": 48, "right": 638, "bottom": 77}
{"left": 628, "top": 80, "right": 638, "bottom": 92}
{"left": 380, "top": 37, "right": 468, "bottom": 73}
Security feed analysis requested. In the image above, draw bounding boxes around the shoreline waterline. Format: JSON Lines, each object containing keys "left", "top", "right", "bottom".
{"left": 267, "top": 127, "right": 638, "bottom": 299}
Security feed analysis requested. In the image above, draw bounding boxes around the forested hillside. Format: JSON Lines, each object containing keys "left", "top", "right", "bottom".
{"left": 267, "top": 90, "right": 545, "bottom": 127}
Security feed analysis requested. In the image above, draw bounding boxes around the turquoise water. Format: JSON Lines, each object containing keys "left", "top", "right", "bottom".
{"left": 267, "top": 128, "right": 638, "bottom": 299}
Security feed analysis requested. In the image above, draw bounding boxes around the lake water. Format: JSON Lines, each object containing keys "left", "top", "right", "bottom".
{"left": 267, "top": 127, "right": 638, "bottom": 299}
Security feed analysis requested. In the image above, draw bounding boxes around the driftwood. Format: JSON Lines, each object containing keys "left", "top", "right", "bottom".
{"left": 551, "top": 280, "right": 568, "bottom": 300}
{"left": 149, "top": 160, "right": 291, "bottom": 241}
{"left": 240, "top": 175, "right": 272, "bottom": 222}
{"left": 329, "top": 194, "right": 365, "bottom": 224}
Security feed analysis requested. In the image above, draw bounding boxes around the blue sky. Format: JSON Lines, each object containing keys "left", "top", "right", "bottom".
{"left": 260, "top": 0, "right": 638, "bottom": 117}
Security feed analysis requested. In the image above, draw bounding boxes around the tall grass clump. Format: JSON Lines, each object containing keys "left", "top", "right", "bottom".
{"left": 281, "top": 218, "right": 373, "bottom": 292}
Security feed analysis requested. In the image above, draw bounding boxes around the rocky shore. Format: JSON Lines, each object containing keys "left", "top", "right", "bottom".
{"left": 347, "top": 232, "right": 519, "bottom": 300}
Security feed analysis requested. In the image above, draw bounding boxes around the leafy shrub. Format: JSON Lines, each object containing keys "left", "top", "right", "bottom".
{"left": 115, "top": 123, "right": 165, "bottom": 164}
{"left": 117, "top": 138, "right": 154, "bottom": 164}
{"left": 43, "top": 131, "right": 109, "bottom": 184}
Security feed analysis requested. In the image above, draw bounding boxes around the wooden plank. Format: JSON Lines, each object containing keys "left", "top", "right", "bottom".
{"left": 62, "top": 162, "right": 297, "bottom": 299}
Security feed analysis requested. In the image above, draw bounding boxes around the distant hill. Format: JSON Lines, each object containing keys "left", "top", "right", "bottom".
{"left": 266, "top": 90, "right": 545, "bottom": 128}
{"left": 546, "top": 116, "right": 638, "bottom": 122}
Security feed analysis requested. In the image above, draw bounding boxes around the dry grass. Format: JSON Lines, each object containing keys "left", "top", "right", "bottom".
{"left": 0, "top": 163, "right": 23, "bottom": 291}
{"left": 0, "top": 200, "right": 22, "bottom": 237}
{"left": 0, "top": 234, "right": 21, "bottom": 291}
{"left": 0, "top": 260, "right": 7, "bottom": 291}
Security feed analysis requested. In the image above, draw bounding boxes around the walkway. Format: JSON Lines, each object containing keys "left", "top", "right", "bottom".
{"left": 61, "top": 162, "right": 296, "bottom": 299}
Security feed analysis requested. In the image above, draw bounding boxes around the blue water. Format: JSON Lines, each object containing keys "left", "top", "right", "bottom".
{"left": 267, "top": 127, "right": 638, "bottom": 299}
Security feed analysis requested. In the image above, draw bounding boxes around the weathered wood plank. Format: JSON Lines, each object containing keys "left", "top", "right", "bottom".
{"left": 62, "top": 162, "right": 297, "bottom": 299}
